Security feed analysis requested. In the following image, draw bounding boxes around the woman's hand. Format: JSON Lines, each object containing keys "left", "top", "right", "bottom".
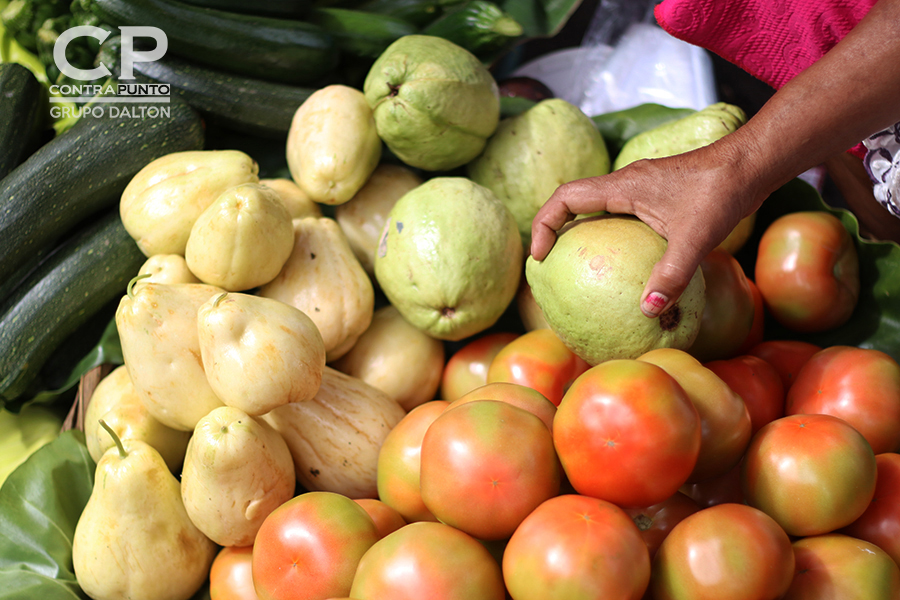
{"left": 530, "top": 140, "right": 767, "bottom": 318}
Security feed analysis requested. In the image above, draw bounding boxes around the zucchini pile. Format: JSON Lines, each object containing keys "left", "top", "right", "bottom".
{"left": 0, "top": 63, "right": 205, "bottom": 409}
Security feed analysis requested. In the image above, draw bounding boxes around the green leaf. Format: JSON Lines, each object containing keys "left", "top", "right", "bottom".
{"left": 500, "top": 0, "right": 581, "bottom": 38}
{"left": 0, "top": 429, "right": 94, "bottom": 600}
{"left": 736, "top": 177, "right": 900, "bottom": 361}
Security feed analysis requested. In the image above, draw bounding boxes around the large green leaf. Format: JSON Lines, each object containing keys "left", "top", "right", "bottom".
{"left": 736, "top": 177, "right": 900, "bottom": 361}
{"left": 501, "top": 0, "right": 582, "bottom": 38}
{"left": 0, "top": 430, "right": 94, "bottom": 600}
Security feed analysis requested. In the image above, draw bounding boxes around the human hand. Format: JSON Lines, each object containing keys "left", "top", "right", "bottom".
{"left": 530, "top": 144, "right": 766, "bottom": 319}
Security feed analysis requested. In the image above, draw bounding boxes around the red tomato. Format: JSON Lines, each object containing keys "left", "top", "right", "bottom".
{"left": 486, "top": 328, "right": 590, "bottom": 406}
{"left": 754, "top": 210, "right": 860, "bottom": 332}
{"left": 251, "top": 491, "right": 380, "bottom": 600}
{"left": 353, "top": 498, "right": 407, "bottom": 539}
{"left": 705, "top": 354, "right": 786, "bottom": 436}
{"left": 441, "top": 332, "right": 519, "bottom": 401}
{"left": 375, "top": 400, "right": 448, "bottom": 523}
{"left": 679, "top": 460, "right": 746, "bottom": 508}
{"left": 736, "top": 278, "right": 766, "bottom": 354}
{"left": 624, "top": 492, "right": 701, "bottom": 559}
{"left": 741, "top": 414, "right": 877, "bottom": 537}
{"left": 210, "top": 546, "right": 258, "bottom": 600}
{"left": 650, "top": 503, "right": 795, "bottom": 600}
{"left": 450, "top": 381, "right": 556, "bottom": 432}
{"left": 349, "top": 521, "right": 506, "bottom": 600}
{"left": 503, "top": 494, "right": 651, "bottom": 600}
{"left": 419, "top": 400, "right": 560, "bottom": 540}
{"left": 687, "top": 248, "right": 756, "bottom": 362}
{"left": 786, "top": 345, "right": 900, "bottom": 454}
{"left": 553, "top": 359, "right": 701, "bottom": 508}
{"left": 747, "top": 339, "right": 821, "bottom": 392}
{"left": 639, "top": 348, "right": 752, "bottom": 483}
{"left": 840, "top": 452, "right": 900, "bottom": 567}
{"left": 783, "top": 533, "right": 900, "bottom": 600}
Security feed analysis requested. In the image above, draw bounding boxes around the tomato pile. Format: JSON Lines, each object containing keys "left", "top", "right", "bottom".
{"left": 202, "top": 209, "right": 900, "bottom": 600}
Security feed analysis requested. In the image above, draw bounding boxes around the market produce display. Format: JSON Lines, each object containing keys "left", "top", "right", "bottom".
{"left": 3, "top": 3, "right": 900, "bottom": 599}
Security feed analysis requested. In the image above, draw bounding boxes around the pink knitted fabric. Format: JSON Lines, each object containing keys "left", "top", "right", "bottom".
{"left": 655, "top": 0, "right": 877, "bottom": 157}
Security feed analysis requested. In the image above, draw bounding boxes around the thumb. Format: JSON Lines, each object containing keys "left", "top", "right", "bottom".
{"left": 639, "top": 242, "right": 707, "bottom": 319}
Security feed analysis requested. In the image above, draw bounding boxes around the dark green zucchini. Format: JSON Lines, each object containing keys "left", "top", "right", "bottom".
{"left": 87, "top": 0, "right": 339, "bottom": 84}
{"left": 177, "top": 0, "right": 311, "bottom": 19}
{"left": 421, "top": 0, "right": 523, "bottom": 58}
{"left": 308, "top": 6, "right": 418, "bottom": 58}
{"left": 0, "top": 209, "right": 146, "bottom": 406}
{"left": 356, "top": 0, "right": 446, "bottom": 27}
{"left": 0, "top": 95, "right": 204, "bottom": 286}
{"left": 0, "top": 63, "right": 48, "bottom": 180}
{"left": 99, "top": 37, "right": 313, "bottom": 138}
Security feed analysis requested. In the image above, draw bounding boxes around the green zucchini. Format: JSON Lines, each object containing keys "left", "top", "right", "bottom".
{"left": 87, "top": 0, "right": 339, "bottom": 84}
{"left": 0, "top": 62, "right": 48, "bottom": 180}
{"left": 308, "top": 6, "right": 418, "bottom": 58}
{"left": 421, "top": 0, "right": 523, "bottom": 58}
{"left": 177, "top": 0, "right": 311, "bottom": 19}
{"left": 0, "top": 209, "right": 145, "bottom": 406}
{"left": 0, "top": 95, "right": 204, "bottom": 286}
{"left": 356, "top": 0, "right": 448, "bottom": 27}
{"left": 99, "top": 37, "right": 313, "bottom": 138}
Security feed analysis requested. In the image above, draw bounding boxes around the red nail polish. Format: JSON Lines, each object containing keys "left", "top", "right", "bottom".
{"left": 643, "top": 292, "right": 668, "bottom": 316}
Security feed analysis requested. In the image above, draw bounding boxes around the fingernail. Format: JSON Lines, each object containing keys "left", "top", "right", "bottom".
{"left": 642, "top": 292, "right": 668, "bottom": 317}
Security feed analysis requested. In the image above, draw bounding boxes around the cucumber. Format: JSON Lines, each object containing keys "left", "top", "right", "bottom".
{"left": 177, "top": 0, "right": 311, "bottom": 19}
{"left": 0, "top": 95, "right": 204, "bottom": 286}
{"left": 87, "top": 0, "right": 339, "bottom": 84}
{"left": 99, "top": 37, "right": 313, "bottom": 139}
{"left": 421, "top": 0, "right": 523, "bottom": 58}
{"left": 0, "top": 62, "right": 48, "bottom": 180}
{"left": 308, "top": 6, "right": 418, "bottom": 58}
{"left": 0, "top": 209, "right": 145, "bottom": 406}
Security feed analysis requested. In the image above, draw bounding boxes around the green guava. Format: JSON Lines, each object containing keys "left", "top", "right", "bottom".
{"left": 467, "top": 98, "right": 610, "bottom": 248}
{"left": 613, "top": 102, "right": 747, "bottom": 170}
{"left": 363, "top": 35, "right": 500, "bottom": 172}
{"left": 374, "top": 177, "right": 522, "bottom": 341}
{"left": 525, "top": 215, "right": 705, "bottom": 365}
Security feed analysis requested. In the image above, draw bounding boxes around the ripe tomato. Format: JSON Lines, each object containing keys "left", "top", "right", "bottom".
{"left": 624, "top": 492, "right": 701, "bottom": 559}
{"left": 747, "top": 339, "right": 821, "bottom": 392}
{"left": 735, "top": 278, "right": 765, "bottom": 354}
{"left": 783, "top": 533, "right": 900, "bottom": 600}
{"left": 353, "top": 498, "right": 407, "bottom": 539}
{"left": 450, "top": 381, "right": 557, "bottom": 432}
{"left": 441, "top": 332, "right": 519, "bottom": 401}
{"left": 503, "top": 494, "right": 651, "bottom": 600}
{"left": 741, "top": 414, "right": 877, "bottom": 537}
{"left": 375, "top": 400, "right": 448, "bottom": 523}
{"left": 486, "top": 328, "right": 590, "bottom": 406}
{"left": 251, "top": 491, "right": 380, "bottom": 600}
{"left": 754, "top": 210, "right": 860, "bottom": 332}
{"left": 419, "top": 400, "right": 560, "bottom": 540}
{"left": 840, "top": 452, "right": 900, "bottom": 566}
{"left": 349, "top": 521, "right": 506, "bottom": 600}
{"left": 650, "top": 503, "right": 795, "bottom": 600}
{"left": 786, "top": 345, "right": 900, "bottom": 454}
{"left": 705, "top": 354, "right": 785, "bottom": 436}
{"left": 210, "top": 546, "right": 258, "bottom": 600}
{"left": 553, "top": 359, "right": 701, "bottom": 508}
{"left": 638, "top": 348, "right": 752, "bottom": 483}
{"left": 687, "top": 248, "right": 756, "bottom": 362}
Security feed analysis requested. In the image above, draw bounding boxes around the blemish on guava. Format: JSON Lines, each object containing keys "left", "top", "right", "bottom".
{"left": 440, "top": 307, "right": 455, "bottom": 318}
{"left": 388, "top": 83, "right": 401, "bottom": 97}
{"left": 396, "top": 221, "right": 403, "bottom": 233}
{"left": 659, "top": 305, "right": 682, "bottom": 331}
{"left": 589, "top": 255, "right": 609, "bottom": 278}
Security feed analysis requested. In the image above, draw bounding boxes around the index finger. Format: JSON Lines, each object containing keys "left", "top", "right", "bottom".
{"left": 530, "top": 178, "right": 614, "bottom": 261}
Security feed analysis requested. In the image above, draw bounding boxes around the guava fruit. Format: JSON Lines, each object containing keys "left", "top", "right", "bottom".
{"left": 467, "top": 98, "right": 610, "bottom": 248}
{"left": 525, "top": 215, "right": 705, "bottom": 365}
{"left": 363, "top": 35, "right": 500, "bottom": 172}
{"left": 374, "top": 177, "right": 522, "bottom": 341}
{"left": 613, "top": 102, "right": 747, "bottom": 170}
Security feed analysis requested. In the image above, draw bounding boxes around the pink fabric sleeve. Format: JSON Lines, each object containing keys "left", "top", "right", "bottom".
{"left": 654, "top": 0, "right": 877, "bottom": 157}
